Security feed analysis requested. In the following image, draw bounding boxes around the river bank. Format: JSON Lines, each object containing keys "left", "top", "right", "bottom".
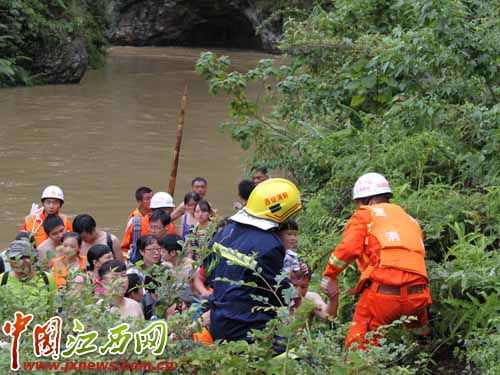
{"left": 0, "top": 0, "right": 284, "bottom": 88}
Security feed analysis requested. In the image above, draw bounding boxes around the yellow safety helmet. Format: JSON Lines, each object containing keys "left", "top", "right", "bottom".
{"left": 245, "top": 178, "right": 302, "bottom": 223}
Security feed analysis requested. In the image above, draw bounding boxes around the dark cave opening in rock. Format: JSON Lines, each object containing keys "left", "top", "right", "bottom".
{"left": 185, "top": 15, "right": 262, "bottom": 49}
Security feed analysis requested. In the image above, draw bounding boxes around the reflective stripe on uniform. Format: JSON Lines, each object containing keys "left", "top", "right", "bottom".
{"left": 212, "top": 242, "right": 258, "bottom": 270}
{"left": 328, "top": 254, "right": 346, "bottom": 268}
{"left": 273, "top": 348, "right": 299, "bottom": 360}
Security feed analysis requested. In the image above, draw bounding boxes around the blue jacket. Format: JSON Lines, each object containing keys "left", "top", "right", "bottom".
{"left": 207, "top": 221, "right": 291, "bottom": 342}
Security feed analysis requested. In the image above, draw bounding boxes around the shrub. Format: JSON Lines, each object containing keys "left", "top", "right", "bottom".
{"left": 196, "top": 0, "right": 499, "bottom": 371}
{"left": 0, "top": 0, "right": 108, "bottom": 87}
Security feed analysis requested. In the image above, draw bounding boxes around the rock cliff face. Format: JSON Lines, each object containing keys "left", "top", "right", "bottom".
{"left": 107, "top": 0, "right": 279, "bottom": 50}
{"left": 32, "top": 37, "right": 88, "bottom": 84}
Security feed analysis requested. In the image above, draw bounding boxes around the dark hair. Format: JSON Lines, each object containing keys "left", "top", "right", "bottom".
{"left": 195, "top": 200, "right": 211, "bottom": 213}
{"left": 278, "top": 218, "right": 299, "bottom": 232}
{"left": 158, "top": 234, "right": 182, "bottom": 252}
{"left": 43, "top": 215, "right": 64, "bottom": 235}
{"left": 137, "top": 235, "right": 158, "bottom": 252}
{"left": 98, "top": 259, "right": 127, "bottom": 280}
{"left": 238, "top": 179, "right": 255, "bottom": 201}
{"left": 134, "top": 235, "right": 159, "bottom": 263}
{"left": 144, "top": 275, "right": 160, "bottom": 293}
{"left": 149, "top": 210, "right": 170, "bottom": 226}
{"left": 87, "top": 244, "right": 112, "bottom": 271}
{"left": 135, "top": 186, "right": 153, "bottom": 202}
{"left": 63, "top": 232, "right": 82, "bottom": 246}
{"left": 125, "top": 273, "right": 143, "bottom": 297}
{"left": 191, "top": 177, "right": 207, "bottom": 186}
{"left": 355, "top": 193, "right": 392, "bottom": 206}
{"left": 252, "top": 166, "right": 268, "bottom": 175}
{"left": 184, "top": 191, "right": 201, "bottom": 205}
{"left": 72, "top": 214, "right": 96, "bottom": 234}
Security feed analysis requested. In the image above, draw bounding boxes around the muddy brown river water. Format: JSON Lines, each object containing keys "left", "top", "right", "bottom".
{"left": 0, "top": 47, "right": 271, "bottom": 245}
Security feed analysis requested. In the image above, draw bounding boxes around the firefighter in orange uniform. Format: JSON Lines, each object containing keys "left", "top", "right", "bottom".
{"left": 127, "top": 186, "right": 153, "bottom": 220}
{"left": 321, "top": 173, "right": 431, "bottom": 349}
{"left": 20, "top": 185, "right": 72, "bottom": 247}
{"left": 121, "top": 192, "right": 176, "bottom": 260}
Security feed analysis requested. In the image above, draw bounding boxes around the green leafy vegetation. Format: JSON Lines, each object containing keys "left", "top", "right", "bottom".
{"left": 0, "top": 0, "right": 498, "bottom": 373}
{"left": 0, "top": 0, "right": 108, "bottom": 87}
{"left": 194, "top": 0, "right": 499, "bottom": 372}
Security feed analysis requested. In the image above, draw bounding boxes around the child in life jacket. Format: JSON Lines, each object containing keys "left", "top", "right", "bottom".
{"left": 51, "top": 232, "right": 87, "bottom": 288}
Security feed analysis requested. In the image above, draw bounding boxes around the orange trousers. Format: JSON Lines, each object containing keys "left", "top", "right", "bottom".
{"left": 345, "top": 283, "right": 431, "bottom": 350}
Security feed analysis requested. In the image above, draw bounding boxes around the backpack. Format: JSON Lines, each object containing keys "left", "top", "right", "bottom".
{"left": 105, "top": 232, "right": 114, "bottom": 252}
{"left": 128, "top": 217, "right": 142, "bottom": 264}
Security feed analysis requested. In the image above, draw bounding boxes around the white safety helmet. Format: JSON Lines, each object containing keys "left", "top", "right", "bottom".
{"left": 150, "top": 192, "right": 175, "bottom": 209}
{"left": 41, "top": 185, "right": 65, "bottom": 202}
{"left": 352, "top": 173, "right": 392, "bottom": 200}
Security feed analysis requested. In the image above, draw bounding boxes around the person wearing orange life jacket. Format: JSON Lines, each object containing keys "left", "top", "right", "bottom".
{"left": 52, "top": 232, "right": 87, "bottom": 288}
{"left": 321, "top": 173, "right": 432, "bottom": 350}
{"left": 20, "top": 185, "right": 72, "bottom": 247}
{"left": 127, "top": 186, "right": 153, "bottom": 220}
{"left": 121, "top": 192, "right": 176, "bottom": 261}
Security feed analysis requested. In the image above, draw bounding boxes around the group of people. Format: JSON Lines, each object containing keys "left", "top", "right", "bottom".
{"left": 0, "top": 166, "right": 431, "bottom": 351}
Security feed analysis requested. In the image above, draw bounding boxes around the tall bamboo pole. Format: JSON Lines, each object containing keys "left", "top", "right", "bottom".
{"left": 167, "top": 84, "right": 188, "bottom": 196}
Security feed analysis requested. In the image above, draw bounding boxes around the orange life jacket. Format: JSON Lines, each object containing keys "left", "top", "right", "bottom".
{"left": 121, "top": 215, "right": 177, "bottom": 258}
{"left": 22, "top": 212, "right": 72, "bottom": 247}
{"left": 355, "top": 203, "right": 428, "bottom": 292}
{"left": 52, "top": 255, "right": 87, "bottom": 288}
{"left": 127, "top": 208, "right": 150, "bottom": 220}
{"left": 192, "top": 327, "right": 214, "bottom": 346}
